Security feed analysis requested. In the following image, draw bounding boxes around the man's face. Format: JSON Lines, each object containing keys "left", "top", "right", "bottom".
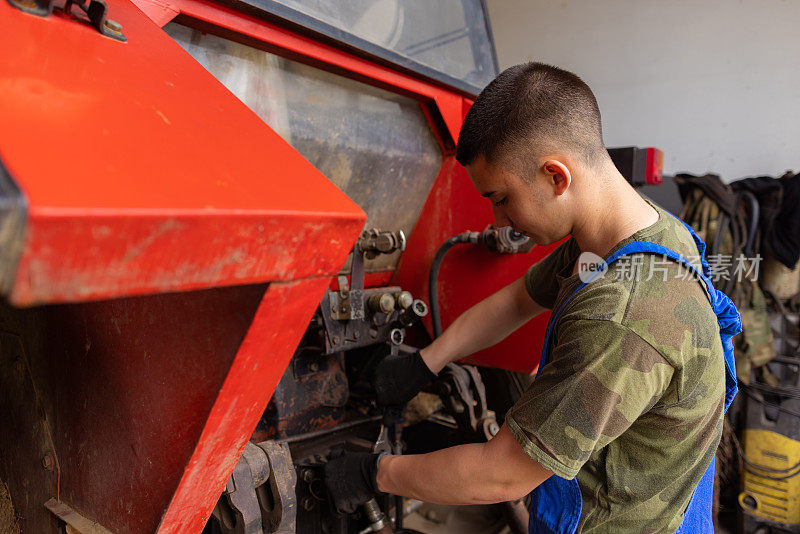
{"left": 465, "top": 154, "right": 570, "bottom": 246}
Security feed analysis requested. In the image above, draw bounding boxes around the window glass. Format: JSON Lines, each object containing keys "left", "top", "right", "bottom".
{"left": 269, "top": 0, "right": 497, "bottom": 88}
{"left": 166, "top": 24, "right": 443, "bottom": 272}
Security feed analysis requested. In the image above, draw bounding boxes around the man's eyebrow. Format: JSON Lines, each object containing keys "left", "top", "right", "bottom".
{"left": 480, "top": 191, "right": 495, "bottom": 198}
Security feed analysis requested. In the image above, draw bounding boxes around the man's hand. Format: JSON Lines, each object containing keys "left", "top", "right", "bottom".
{"left": 374, "top": 349, "right": 437, "bottom": 407}
{"left": 323, "top": 450, "right": 384, "bottom": 514}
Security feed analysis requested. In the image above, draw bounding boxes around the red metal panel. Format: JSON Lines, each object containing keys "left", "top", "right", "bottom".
{"left": 158, "top": 277, "right": 332, "bottom": 533}
{"left": 13, "top": 211, "right": 362, "bottom": 304}
{"left": 9, "top": 284, "right": 265, "bottom": 533}
{"left": 131, "top": 0, "right": 179, "bottom": 26}
{"left": 393, "top": 153, "right": 557, "bottom": 375}
{"left": 3, "top": 277, "right": 332, "bottom": 534}
{"left": 0, "top": 2, "right": 366, "bottom": 532}
{"left": 0, "top": 0, "right": 365, "bottom": 305}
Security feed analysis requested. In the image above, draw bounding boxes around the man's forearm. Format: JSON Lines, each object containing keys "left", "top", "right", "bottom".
{"left": 377, "top": 444, "right": 512, "bottom": 505}
{"left": 421, "top": 277, "right": 544, "bottom": 373}
{"left": 375, "top": 425, "right": 552, "bottom": 505}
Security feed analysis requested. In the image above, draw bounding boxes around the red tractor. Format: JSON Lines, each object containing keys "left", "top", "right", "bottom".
{"left": 0, "top": 1, "right": 661, "bottom": 532}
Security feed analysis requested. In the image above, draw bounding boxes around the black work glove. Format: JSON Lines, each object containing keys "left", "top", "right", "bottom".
{"left": 374, "top": 349, "right": 438, "bottom": 407}
{"left": 323, "top": 450, "right": 384, "bottom": 514}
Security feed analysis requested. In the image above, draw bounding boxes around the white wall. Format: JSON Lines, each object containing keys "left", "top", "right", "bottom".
{"left": 485, "top": 0, "right": 800, "bottom": 181}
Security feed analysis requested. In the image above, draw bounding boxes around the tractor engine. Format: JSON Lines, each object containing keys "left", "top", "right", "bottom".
{"left": 207, "top": 228, "right": 515, "bottom": 534}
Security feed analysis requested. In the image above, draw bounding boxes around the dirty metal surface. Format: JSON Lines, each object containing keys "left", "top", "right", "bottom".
{"left": 0, "top": 284, "right": 266, "bottom": 533}
{"left": 0, "top": 478, "right": 21, "bottom": 534}
{"left": 261, "top": 351, "right": 349, "bottom": 439}
{"left": 162, "top": 0, "right": 465, "bottom": 147}
{"left": 0, "top": 0, "right": 365, "bottom": 306}
{"left": 0, "top": 332, "right": 58, "bottom": 534}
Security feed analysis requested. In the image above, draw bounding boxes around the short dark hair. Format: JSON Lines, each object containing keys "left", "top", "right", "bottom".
{"left": 456, "top": 62, "right": 606, "bottom": 170}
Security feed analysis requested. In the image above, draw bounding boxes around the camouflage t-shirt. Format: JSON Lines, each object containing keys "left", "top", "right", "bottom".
{"left": 505, "top": 203, "right": 725, "bottom": 533}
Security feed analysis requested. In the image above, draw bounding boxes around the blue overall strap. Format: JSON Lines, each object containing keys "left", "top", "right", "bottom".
{"left": 530, "top": 237, "right": 741, "bottom": 534}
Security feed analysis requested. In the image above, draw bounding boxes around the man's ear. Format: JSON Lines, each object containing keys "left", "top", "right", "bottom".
{"left": 541, "top": 159, "right": 571, "bottom": 196}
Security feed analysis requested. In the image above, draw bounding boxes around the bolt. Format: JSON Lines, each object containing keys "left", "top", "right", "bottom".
{"left": 368, "top": 293, "right": 395, "bottom": 314}
{"left": 42, "top": 454, "right": 54, "bottom": 471}
{"left": 353, "top": 331, "right": 360, "bottom": 339}
{"left": 301, "top": 469, "right": 314, "bottom": 483}
{"left": 309, "top": 362, "right": 319, "bottom": 372}
{"left": 395, "top": 291, "right": 413, "bottom": 310}
{"left": 389, "top": 328, "right": 404, "bottom": 345}
{"left": 488, "top": 421, "right": 500, "bottom": 436}
{"left": 340, "top": 305, "right": 348, "bottom": 313}
{"left": 301, "top": 497, "right": 315, "bottom": 511}
{"left": 333, "top": 336, "right": 340, "bottom": 344}
{"left": 104, "top": 19, "right": 122, "bottom": 33}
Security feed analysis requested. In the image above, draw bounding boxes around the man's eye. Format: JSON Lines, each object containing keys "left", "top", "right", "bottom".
{"left": 494, "top": 197, "right": 507, "bottom": 207}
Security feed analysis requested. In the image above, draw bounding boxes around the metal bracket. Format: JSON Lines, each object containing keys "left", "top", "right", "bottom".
{"left": 435, "top": 363, "right": 490, "bottom": 436}
{"left": 224, "top": 443, "right": 268, "bottom": 534}
{"left": 357, "top": 228, "right": 406, "bottom": 260}
{"left": 215, "top": 441, "right": 297, "bottom": 534}
{"left": 329, "top": 275, "right": 364, "bottom": 321}
{"left": 64, "top": 0, "right": 127, "bottom": 41}
{"left": 259, "top": 441, "right": 297, "bottom": 533}
{"left": 6, "top": 0, "right": 126, "bottom": 41}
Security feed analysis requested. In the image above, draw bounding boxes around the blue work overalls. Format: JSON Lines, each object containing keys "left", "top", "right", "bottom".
{"left": 528, "top": 223, "right": 741, "bottom": 534}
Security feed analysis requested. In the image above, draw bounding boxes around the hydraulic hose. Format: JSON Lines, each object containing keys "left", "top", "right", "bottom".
{"left": 429, "top": 228, "right": 532, "bottom": 338}
{"left": 429, "top": 232, "right": 477, "bottom": 339}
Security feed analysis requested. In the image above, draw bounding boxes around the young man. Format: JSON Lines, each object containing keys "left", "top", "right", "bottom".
{"left": 324, "top": 63, "right": 732, "bottom": 533}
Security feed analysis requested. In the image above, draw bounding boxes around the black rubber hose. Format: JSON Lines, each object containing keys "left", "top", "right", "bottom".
{"left": 429, "top": 233, "right": 473, "bottom": 339}
{"left": 740, "top": 191, "right": 760, "bottom": 257}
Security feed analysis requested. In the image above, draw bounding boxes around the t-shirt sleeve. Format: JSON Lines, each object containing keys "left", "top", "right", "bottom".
{"left": 524, "top": 239, "right": 580, "bottom": 309}
{"left": 505, "top": 318, "right": 674, "bottom": 479}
